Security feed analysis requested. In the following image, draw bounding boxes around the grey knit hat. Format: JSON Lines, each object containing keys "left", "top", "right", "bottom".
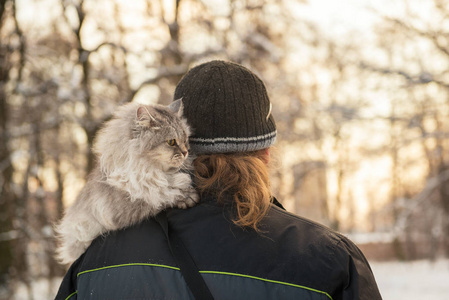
{"left": 174, "top": 60, "right": 276, "bottom": 154}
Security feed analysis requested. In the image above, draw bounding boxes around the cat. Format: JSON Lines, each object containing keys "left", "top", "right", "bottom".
{"left": 55, "top": 99, "right": 198, "bottom": 265}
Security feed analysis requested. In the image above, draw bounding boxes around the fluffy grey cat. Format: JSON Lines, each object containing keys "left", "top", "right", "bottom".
{"left": 56, "top": 99, "right": 198, "bottom": 265}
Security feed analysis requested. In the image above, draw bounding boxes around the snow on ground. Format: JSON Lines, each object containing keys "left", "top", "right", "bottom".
{"left": 370, "top": 259, "right": 449, "bottom": 300}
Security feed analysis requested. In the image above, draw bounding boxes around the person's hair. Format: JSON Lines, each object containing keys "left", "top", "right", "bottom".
{"left": 193, "top": 149, "right": 271, "bottom": 230}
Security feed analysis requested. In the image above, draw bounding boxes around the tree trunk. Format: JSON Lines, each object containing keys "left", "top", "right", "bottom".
{"left": 0, "top": 0, "right": 15, "bottom": 295}
{"left": 437, "top": 164, "right": 449, "bottom": 257}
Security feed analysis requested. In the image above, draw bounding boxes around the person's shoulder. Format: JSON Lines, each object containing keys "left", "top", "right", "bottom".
{"left": 269, "top": 203, "right": 371, "bottom": 260}
{"left": 267, "top": 204, "right": 337, "bottom": 232}
{"left": 265, "top": 204, "right": 351, "bottom": 250}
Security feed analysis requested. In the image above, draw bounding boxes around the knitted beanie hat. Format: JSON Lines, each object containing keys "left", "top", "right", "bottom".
{"left": 174, "top": 60, "right": 276, "bottom": 154}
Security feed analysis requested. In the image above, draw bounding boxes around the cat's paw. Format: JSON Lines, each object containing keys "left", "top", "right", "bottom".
{"left": 176, "top": 188, "right": 199, "bottom": 209}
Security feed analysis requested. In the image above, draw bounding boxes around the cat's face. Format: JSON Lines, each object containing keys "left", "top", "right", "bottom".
{"left": 134, "top": 100, "right": 191, "bottom": 172}
{"left": 154, "top": 136, "right": 189, "bottom": 171}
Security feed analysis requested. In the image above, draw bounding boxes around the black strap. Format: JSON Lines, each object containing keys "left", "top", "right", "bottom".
{"left": 154, "top": 211, "right": 214, "bottom": 300}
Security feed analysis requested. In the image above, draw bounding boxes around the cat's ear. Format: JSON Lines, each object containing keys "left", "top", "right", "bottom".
{"left": 168, "top": 98, "right": 183, "bottom": 117}
{"left": 136, "top": 106, "right": 160, "bottom": 129}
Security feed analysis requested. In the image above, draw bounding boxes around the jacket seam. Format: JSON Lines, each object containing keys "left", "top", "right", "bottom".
{"left": 76, "top": 263, "right": 332, "bottom": 299}
{"left": 77, "top": 263, "right": 180, "bottom": 277}
{"left": 200, "top": 270, "right": 333, "bottom": 300}
{"left": 65, "top": 291, "right": 77, "bottom": 300}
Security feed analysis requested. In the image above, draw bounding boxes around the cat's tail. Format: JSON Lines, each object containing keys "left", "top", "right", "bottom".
{"left": 54, "top": 212, "right": 102, "bottom": 265}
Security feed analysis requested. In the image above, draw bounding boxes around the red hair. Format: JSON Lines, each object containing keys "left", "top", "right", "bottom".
{"left": 193, "top": 149, "right": 271, "bottom": 230}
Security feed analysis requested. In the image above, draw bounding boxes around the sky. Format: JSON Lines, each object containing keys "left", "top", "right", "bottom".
{"left": 291, "top": 0, "right": 381, "bottom": 36}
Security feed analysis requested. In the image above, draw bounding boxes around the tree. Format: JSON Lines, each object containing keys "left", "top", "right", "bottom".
{"left": 361, "top": 0, "right": 449, "bottom": 256}
{"left": 0, "top": 1, "right": 15, "bottom": 296}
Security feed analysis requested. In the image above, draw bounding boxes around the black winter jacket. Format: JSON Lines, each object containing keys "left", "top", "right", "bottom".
{"left": 55, "top": 196, "right": 382, "bottom": 300}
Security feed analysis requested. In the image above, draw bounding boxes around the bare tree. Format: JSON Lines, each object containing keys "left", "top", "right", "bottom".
{"left": 10, "top": 0, "right": 449, "bottom": 296}
{"left": 361, "top": 0, "right": 449, "bottom": 257}
{"left": 0, "top": 1, "right": 15, "bottom": 297}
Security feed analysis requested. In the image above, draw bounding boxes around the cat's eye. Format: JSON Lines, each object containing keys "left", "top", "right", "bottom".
{"left": 167, "top": 139, "right": 177, "bottom": 146}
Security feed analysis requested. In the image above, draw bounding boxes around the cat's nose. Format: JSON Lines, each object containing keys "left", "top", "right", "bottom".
{"left": 182, "top": 150, "right": 188, "bottom": 157}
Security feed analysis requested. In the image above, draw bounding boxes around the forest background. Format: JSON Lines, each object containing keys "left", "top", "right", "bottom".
{"left": 1, "top": 0, "right": 449, "bottom": 298}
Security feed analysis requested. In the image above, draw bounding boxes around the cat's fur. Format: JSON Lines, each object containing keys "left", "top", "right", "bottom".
{"left": 55, "top": 99, "right": 198, "bottom": 265}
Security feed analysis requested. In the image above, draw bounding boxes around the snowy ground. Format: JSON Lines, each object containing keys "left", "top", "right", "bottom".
{"left": 10, "top": 259, "right": 449, "bottom": 299}
{"left": 371, "top": 259, "right": 449, "bottom": 300}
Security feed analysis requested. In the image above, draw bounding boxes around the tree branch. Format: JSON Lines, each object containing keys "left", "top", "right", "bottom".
{"left": 126, "top": 64, "right": 189, "bottom": 103}
{"left": 384, "top": 16, "right": 449, "bottom": 59}
{"left": 360, "top": 62, "right": 449, "bottom": 89}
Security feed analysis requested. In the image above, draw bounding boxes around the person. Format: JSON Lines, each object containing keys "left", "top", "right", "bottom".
{"left": 55, "top": 60, "right": 382, "bottom": 300}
